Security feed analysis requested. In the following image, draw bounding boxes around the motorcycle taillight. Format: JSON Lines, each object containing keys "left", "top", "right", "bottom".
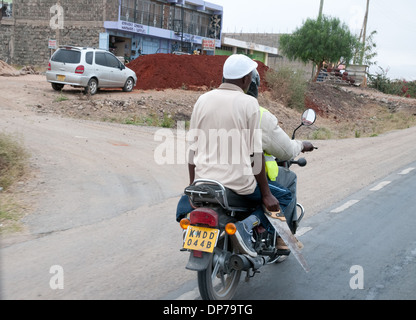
{"left": 190, "top": 208, "right": 218, "bottom": 227}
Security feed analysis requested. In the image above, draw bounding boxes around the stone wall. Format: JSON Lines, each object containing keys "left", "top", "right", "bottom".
{"left": 10, "top": 22, "right": 105, "bottom": 66}
{"left": 0, "top": 22, "right": 15, "bottom": 64}
{"left": 13, "top": 0, "right": 118, "bottom": 21}
{"left": 0, "top": 0, "right": 119, "bottom": 66}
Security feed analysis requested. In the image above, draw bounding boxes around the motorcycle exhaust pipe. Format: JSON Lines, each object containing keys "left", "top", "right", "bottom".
{"left": 230, "top": 254, "right": 251, "bottom": 271}
{"left": 230, "top": 254, "right": 270, "bottom": 271}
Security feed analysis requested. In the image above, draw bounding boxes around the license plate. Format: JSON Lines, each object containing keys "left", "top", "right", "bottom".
{"left": 57, "top": 75, "right": 65, "bottom": 81}
{"left": 183, "top": 226, "right": 219, "bottom": 253}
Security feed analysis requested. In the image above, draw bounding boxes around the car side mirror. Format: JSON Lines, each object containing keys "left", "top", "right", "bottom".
{"left": 120, "top": 64, "right": 125, "bottom": 70}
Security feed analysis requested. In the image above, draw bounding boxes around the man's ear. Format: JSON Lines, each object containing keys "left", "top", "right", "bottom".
{"left": 242, "top": 73, "right": 252, "bottom": 93}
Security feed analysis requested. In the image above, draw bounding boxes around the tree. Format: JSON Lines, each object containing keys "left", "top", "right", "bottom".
{"left": 353, "top": 30, "right": 378, "bottom": 67}
{"left": 279, "top": 15, "right": 359, "bottom": 81}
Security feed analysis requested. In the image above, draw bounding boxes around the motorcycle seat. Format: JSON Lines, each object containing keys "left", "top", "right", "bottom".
{"left": 184, "top": 181, "right": 258, "bottom": 212}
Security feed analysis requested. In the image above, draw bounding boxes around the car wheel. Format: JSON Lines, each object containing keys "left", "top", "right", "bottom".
{"left": 51, "top": 83, "right": 64, "bottom": 91}
{"left": 123, "top": 77, "right": 134, "bottom": 92}
{"left": 84, "top": 78, "right": 98, "bottom": 95}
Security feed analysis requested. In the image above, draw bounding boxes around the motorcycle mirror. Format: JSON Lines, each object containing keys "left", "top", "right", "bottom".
{"left": 301, "top": 109, "right": 316, "bottom": 126}
{"left": 292, "top": 109, "right": 317, "bottom": 140}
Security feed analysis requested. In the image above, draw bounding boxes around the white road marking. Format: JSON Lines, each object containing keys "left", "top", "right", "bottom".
{"left": 370, "top": 181, "right": 391, "bottom": 191}
{"left": 399, "top": 167, "right": 415, "bottom": 175}
{"left": 330, "top": 200, "right": 360, "bottom": 213}
{"left": 296, "top": 227, "right": 313, "bottom": 237}
{"left": 175, "top": 167, "right": 412, "bottom": 300}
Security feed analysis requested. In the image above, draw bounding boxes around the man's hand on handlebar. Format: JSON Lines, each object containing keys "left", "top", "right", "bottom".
{"left": 302, "top": 141, "right": 316, "bottom": 152}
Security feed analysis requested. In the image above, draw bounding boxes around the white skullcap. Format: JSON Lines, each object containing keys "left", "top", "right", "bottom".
{"left": 223, "top": 54, "right": 258, "bottom": 80}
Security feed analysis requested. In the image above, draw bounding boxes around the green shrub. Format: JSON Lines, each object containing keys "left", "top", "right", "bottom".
{"left": 265, "top": 66, "right": 308, "bottom": 111}
{"left": 311, "top": 127, "right": 332, "bottom": 140}
{"left": 368, "top": 67, "right": 416, "bottom": 98}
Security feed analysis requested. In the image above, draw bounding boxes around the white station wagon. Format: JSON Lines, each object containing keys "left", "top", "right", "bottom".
{"left": 46, "top": 46, "right": 137, "bottom": 95}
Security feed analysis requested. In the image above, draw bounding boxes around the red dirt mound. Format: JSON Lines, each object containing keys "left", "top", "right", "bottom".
{"left": 128, "top": 53, "right": 269, "bottom": 91}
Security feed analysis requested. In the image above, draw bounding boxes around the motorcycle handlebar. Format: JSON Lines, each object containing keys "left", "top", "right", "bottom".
{"left": 276, "top": 157, "right": 307, "bottom": 168}
{"left": 291, "top": 157, "right": 307, "bottom": 167}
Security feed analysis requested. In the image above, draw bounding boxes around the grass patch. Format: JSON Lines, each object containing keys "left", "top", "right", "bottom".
{"left": 310, "top": 127, "right": 333, "bottom": 140}
{"left": 109, "top": 112, "right": 177, "bottom": 128}
{"left": 161, "top": 112, "right": 175, "bottom": 128}
{"left": 0, "top": 193, "right": 26, "bottom": 234}
{"left": 0, "top": 132, "right": 30, "bottom": 190}
{"left": 54, "top": 94, "right": 69, "bottom": 102}
{"left": 0, "top": 132, "right": 30, "bottom": 234}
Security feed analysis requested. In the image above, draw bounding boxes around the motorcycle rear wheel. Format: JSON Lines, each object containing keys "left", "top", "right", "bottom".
{"left": 197, "top": 237, "right": 241, "bottom": 300}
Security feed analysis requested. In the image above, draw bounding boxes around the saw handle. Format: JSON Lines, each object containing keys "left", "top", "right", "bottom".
{"left": 269, "top": 211, "right": 286, "bottom": 221}
{"left": 263, "top": 205, "right": 287, "bottom": 221}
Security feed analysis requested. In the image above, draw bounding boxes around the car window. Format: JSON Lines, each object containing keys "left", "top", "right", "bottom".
{"left": 85, "top": 52, "right": 93, "bottom": 65}
{"left": 95, "top": 52, "right": 107, "bottom": 66}
{"left": 105, "top": 53, "right": 121, "bottom": 69}
{"left": 51, "top": 49, "right": 81, "bottom": 63}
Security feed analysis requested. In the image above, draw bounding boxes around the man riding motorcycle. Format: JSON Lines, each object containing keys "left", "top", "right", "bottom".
{"left": 179, "top": 54, "right": 295, "bottom": 257}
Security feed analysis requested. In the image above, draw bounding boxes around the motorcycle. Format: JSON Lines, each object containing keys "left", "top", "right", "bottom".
{"left": 179, "top": 108, "right": 317, "bottom": 300}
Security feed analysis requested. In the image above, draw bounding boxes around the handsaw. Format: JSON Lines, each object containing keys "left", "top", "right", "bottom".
{"left": 263, "top": 205, "right": 310, "bottom": 272}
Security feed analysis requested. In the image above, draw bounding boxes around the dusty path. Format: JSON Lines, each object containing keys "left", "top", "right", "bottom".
{"left": 1, "top": 75, "right": 416, "bottom": 299}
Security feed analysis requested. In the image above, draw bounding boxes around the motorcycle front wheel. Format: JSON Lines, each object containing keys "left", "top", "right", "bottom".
{"left": 197, "top": 237, "right": 241, "bottom": 300}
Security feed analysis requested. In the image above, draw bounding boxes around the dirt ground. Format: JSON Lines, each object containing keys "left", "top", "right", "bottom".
{"left": 9, "top": 74, "right": 415, "bottom": 141}
{"left": 2, "top": 74, "right": 416, "bottom": 299}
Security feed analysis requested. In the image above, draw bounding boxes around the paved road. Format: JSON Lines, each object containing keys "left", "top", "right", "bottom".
{"left": 230, "top": 163, "right": 416, "bottom": 300}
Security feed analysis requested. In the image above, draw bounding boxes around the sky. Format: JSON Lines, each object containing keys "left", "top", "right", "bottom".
{"left": 220, "top": 0, "right": 416, "bottom": 81}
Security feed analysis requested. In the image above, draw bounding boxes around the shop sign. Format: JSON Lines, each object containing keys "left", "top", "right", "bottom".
{"left": 48, "top": 39, "right": 57, "bottom": 49}
{"left": 119, "top": 21, "right": 147, "bottom": 34}
{"left": 202, "top": 39, "right": 215, "bottom": 51}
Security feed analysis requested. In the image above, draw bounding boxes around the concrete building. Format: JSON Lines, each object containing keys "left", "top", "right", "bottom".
{"left": 218, "top": 36, "right": 278, "bottom": 66}
{"left": 0, "top": 1, "right": 280, "bottom": 68}
{"left": 223, "top": 32, "right": 313, "bottom": 76}
{"left": 0, "top": 0, "right": 223, "bottom": 65}
{"left": 103, "top": 0, "right": 223, "bottom": 61}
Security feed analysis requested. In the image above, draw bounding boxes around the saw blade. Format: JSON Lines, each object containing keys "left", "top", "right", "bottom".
{"left": 263, "top": 206, "right": 310, "bottom": 272}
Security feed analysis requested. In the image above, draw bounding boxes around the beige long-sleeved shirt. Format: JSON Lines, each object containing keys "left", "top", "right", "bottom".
{"left": 188, "top": 83, "right": 262, "bottom": 195}
{"left": 260, "top": 108, "right": 303, "bottom": 161}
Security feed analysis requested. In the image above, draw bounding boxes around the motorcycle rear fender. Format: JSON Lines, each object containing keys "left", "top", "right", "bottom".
{"left": 186, "top": 251, "right": 212, "bottom": 271}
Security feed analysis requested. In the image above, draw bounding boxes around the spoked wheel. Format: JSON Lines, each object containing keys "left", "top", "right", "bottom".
{"left": 197, "top": 236, "right": 241, "bottom": 300}
{"left": 84, "top": 78, "right": 98, "bottom": 95}
{"left": 122, "top": 77, "right": 134, "bottom": 92}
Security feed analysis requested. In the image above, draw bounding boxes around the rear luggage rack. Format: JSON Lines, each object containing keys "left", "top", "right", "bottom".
{"left": 184, "top": 179, "right": 256, "bottom": 212}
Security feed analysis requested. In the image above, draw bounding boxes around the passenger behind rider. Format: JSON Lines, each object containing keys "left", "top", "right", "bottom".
{"left": 246, "top": 70, "right": 315, "bottom": 248}
{"left": 181, "top": 54, "right": 293, "bottom": 257}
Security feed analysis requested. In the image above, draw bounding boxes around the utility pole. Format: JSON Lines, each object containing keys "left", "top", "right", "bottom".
{"left": 318, "top": 0, "right": 324, "bottom": 19}
{"left": 312, "top": 0, "right": 325, "bottom": 79}
{"left": 360, "top": 0, "right": 370, "bottom": 65}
